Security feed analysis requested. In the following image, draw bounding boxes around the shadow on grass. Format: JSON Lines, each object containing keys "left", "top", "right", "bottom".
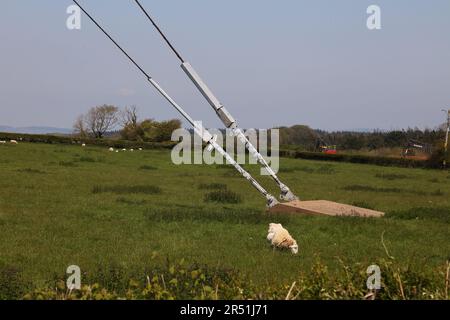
{"left": 139, "top": 165, "right": 158, "bottom": 171}
{"left": 92, "top": 185, "right": 162, "bottom": 195}
{"left": 204, "top": 190, "right": 242, "bottom": 204}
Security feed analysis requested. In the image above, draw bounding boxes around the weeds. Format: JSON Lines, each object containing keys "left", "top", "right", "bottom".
{"left": 375, "top": 173, "right": 408, "bottom": 180}
{"left": 343, "top": 185, "right": 403, "bottom": 193}
{"left": 198, "top": 183, "right": 227, "bottom": 190}
{"left": 78, "top": 156, "right": 96, "bottom": 163}
{"left": 92, "top": 185, "right": 162, "bottom": 195}
{"left": 316, "top": 165, "right": 337, "bottom": 175}
{"left": 16, "top": 168, "right": 46, "bottom": 174}
{"left": 221, "top": 170, "right": 241, "bottom": 178}
{"left": 139, "top": 165, "right": 158, "bottom": 171}
{"left": 343, "top": 184, "right": 445, "bottom": 196}
{"left": 116, "top": 197, "right": 148, "bottom": 206}
{"left": 58, "top": 161, "right": 77, "bottom": 167}
{"left": 351, "top": 201, "right": 376, "bottom": 210}
{"left": 204, "top": 190, "right": 242, "bottom": 204}
{"left": 386, "top": 207, "right": 450, "bottom": 223}
{"left": 431, "top": 189, "right": 444, "bottom": 196}
{"left": 144, "top": 207, "right": 288, "bottom": 225}
{"left": 0, "top": 265, "right": 27, "bottom": 300}
{"left": 19, "top": 259, "right": 449, "bottom": 300}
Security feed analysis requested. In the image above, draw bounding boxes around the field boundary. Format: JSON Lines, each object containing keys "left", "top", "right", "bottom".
{"left": 0, "top": 132, "right": 176, "bottom": 150}
{"left": 279, "top": 149, "right": 438, "bottom": 169}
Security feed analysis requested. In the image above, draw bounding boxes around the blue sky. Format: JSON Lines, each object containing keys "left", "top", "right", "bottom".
{"left": 0, "top": 0, "right": 449, "bottom": 131}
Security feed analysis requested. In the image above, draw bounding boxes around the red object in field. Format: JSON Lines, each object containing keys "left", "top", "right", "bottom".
{"left": 325, "top": 149, "right": 337, "bottom": 155}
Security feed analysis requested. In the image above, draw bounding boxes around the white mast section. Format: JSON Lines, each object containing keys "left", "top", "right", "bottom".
{"left": 72, "top": 0, "right": 279, "bottom": 207}
{"left": 133, "top": 0, "right": 298, "bottom": 202}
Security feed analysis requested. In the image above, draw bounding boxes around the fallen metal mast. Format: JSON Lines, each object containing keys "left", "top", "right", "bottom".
{"left": 133, "top": 0, "right": 298, "bottom": 202}
{"left": 72, "top": 0, "right": 278, "bottom": 207}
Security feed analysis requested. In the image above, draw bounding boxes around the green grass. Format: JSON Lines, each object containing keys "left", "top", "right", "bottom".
{"left": 198, "top": 183, "right": 228, "bottom": 190}
{"left": 92, "top": 185, "right": 162, "bottom": 195}
{"left": 204, "top": 190, "right": 242, "bottom": 204}
{"left": 138, "top": 165, "right": 158, "bottom": 171}
{"left": 0, "top": 143, "right": 449, "bottom": 298}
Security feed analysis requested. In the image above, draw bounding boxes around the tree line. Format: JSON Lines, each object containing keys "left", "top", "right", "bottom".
{"left": 277, "top": 124, "right": 446, "bottom": 151}
{"left": 73, "top": 105, "right": 181, "bottom": 142}
{"left": 73, "top": 105, "right": 446, "bottom": 153}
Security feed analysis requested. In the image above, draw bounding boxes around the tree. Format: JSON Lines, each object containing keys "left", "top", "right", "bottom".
{"left": 278, "top": 125, "right": 318, "bottom": 150}
{"left": 83, "top": 105, "right": 119, "bottom": 138}
{"left": 120, "top": 106, "right": 143, "bottom": 141}
{"left": 121, "top": 105, "right": 138, "bottom": 128}
{"left": 120, "top": 114, "right": 182, "bottom": 142}
{"left": 73, "top": 115, "right": 87, "bottom": 138}
{"left": 143, "top": 119, "right": 182, "bottom": 142}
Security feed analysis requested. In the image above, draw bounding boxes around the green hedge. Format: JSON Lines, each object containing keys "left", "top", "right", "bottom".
{"left": 0, "top": 132, "right": 176, "bottom": 150}
{"left": 279, "top": 149, "right": 433, "bottom": 169}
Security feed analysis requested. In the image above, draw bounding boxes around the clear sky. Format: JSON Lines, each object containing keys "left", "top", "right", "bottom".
{"left": 1, "top": 0, "right": 449, "bottom": 131}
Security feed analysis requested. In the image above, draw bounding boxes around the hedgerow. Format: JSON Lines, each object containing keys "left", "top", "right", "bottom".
{"left": 0, "top": 132, "right": 175, "bottom": 150}
{"left": 279, "top": 149, "right": 444, "bottom": 169}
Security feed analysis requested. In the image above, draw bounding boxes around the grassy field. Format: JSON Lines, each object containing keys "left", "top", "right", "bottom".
{"left": 0, "top": 142, "right": 449, "bottom": 298}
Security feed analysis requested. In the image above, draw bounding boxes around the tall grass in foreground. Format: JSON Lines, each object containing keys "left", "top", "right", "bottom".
{"left": 18, "top": 259, "right": 449, "bottom": 300}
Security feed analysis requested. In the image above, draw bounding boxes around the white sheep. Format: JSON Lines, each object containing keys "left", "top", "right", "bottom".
{"left": 138, "top": 148, "right": 143, "bottom": 151}
{"left": 267, "top": 223, "right": 298, "bottom": 254}
{"left": 82, "top": 143, "right": 86, "bottom": 147}
{"left": 10, "top": 140, "right": 18, "bottom": 145}
{"left": 0, "top": 141, "right": 6, "bottom": 144}
{"left": 122, "top": 148, "right": 127, "bottom": 152}
{"left": 109, "top": 147, "right": 114, "bottom": 152}
{"left": 130, "top": 149, "right": 134, "bottom": 152}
